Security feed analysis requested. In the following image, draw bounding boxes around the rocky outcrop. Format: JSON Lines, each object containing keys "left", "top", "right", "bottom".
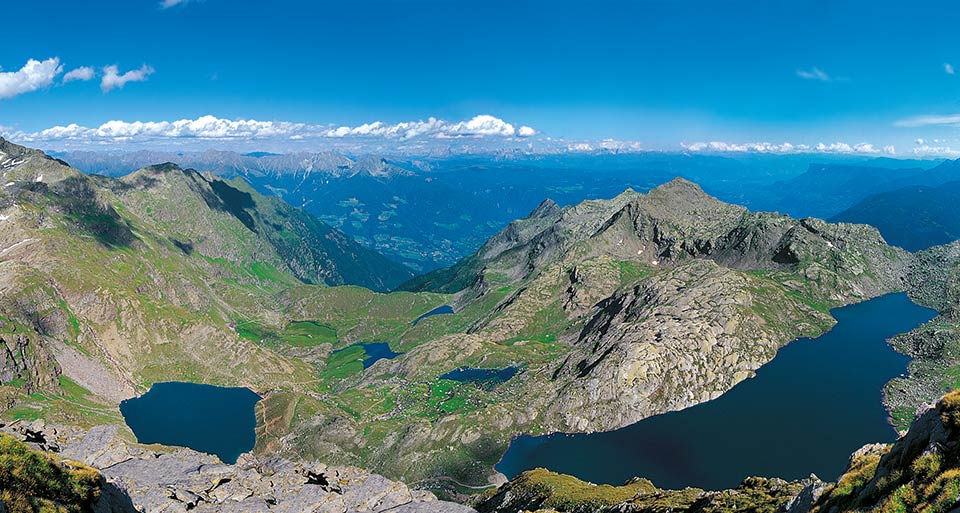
{"left": 1, "top": 421, "right": 475, "bottom": 513}
{"left": 807, "top": 389, "right": 960, "bottom": 512}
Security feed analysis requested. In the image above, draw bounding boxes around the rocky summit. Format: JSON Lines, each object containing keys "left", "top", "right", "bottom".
{"left": 1, "top": 420, "right": 474, "bottom": 513}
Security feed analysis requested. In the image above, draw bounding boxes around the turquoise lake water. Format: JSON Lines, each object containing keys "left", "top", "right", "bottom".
{"left": 120, "top": 382, "right": 261, "bottom": 464}
{"left": 496, "top": 293, "right": 937, "bottom": 490}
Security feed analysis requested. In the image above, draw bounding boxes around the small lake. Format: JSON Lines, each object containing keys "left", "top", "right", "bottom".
{"left": 497, "top": 293, "right": 936, "bottom": 490}
{"left": 120, "top": 382, "right": 260, "bottom": 464}
{"left": 333, "top": 342, "right": 403, "bottom": 369}
{"left": 413, "top": 305, "right": 454, "bottom": 325}
{"left": 440, "top": 366, "right": 519, "bottom": 390}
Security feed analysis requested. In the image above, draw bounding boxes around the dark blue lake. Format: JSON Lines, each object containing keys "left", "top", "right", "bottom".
{"left": 441, "top": 366, "right": 519, "bottom": 390}
{"left": 120, "top": 382, "right": 261, "bottom": 464}
{"left": 334, "top": 342, "right": 402, "bottom": 368}
{"left": 497, "top": 293, "right": 936, "bottom": 490}
{"left": 413, "top": 305, "right": 454, "bottom": 325}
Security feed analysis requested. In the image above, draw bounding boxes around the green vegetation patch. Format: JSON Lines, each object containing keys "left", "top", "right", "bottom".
{"left": 319, "top": 345, "right": 366, "bottom": 383}
{"left": 0, "top": 434, "right": 102, "bottom": 513}
{"left": 502, "top": 468, "right": 656, "bottom": 511}
{"left": 279, "top": 321, "right": 337, "bottom": 347}
{"left": 248, "top": 261, "right": 299, "bottom": 286}
{"left": 616, "top": 260, "right": 652, "bottom": 285}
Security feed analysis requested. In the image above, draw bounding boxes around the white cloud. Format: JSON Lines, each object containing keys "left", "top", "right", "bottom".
{"left": 7, "top": 114, "right": 539, "bottom": 145}
{"left": 565, "top": 140, "right": 643, "bottom": 152}
{"left": 895, "top": 114, "right": 960, "bottom": 127}
{"left": 0, "top": 58, "right": 63, "bottom": 100}
{"left": 946, "top": 63, "right": 955, "bottom": 75}
{"left": 63, "top": 66, "right": 95, "bottom": 83}
{"left": 682, "top": 140, "right": 894, "bottom": 155}
{"left": 567, "top": 143, "right": 594, "bottom": 152}
{"left": 796, "top": 67, "right": 831, "bottom": 82}
{"left": 160, "top": 0, "right": 191, "bottom": 7}
{"left": 598, "top": 139, "right": 643, "bottom": 151}
{"left": 323, "top": 115, "right": 533, "bottom": 140}
{"left": 101, "top": 64, "right": 154, "bottom": 93}
{"left": 682, "top": 141, "right": 808, "bottom": 153}
{"left": 913, "top": 145, "right": 960, "bottom": 157}
{"left": 444, "top": 115, "right": 517, "bottom": 137}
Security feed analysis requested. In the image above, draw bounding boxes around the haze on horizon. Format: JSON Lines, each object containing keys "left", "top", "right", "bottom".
{"left": 3, "top": 0, "right": 960, "bottom": 157}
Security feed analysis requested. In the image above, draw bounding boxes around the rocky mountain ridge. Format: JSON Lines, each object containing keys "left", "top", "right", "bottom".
{"left": 405, "top": 178, "right": 907, "bottom": 302}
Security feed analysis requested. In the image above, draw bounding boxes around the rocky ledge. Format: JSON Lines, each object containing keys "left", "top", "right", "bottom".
{"left": 1, "top": 420, "right": 475, "bottom": 513}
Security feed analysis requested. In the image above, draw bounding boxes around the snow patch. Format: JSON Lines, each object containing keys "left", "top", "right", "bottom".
{"left": 0, "top": 238, "right": 38, "bottom": 256}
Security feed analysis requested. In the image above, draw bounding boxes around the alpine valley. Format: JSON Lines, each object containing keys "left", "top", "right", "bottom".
{"left": 7, "top": 135, "right": 960, "bottom": 512}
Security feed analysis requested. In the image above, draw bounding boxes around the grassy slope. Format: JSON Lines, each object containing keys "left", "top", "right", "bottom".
{"left": 474, "top": 468, "right": 805, "bottom": 513}
{"left": 0, "top": 434, "right": 102, "bottom": 513}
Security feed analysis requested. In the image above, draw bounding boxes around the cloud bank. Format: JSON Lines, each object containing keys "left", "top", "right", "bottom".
{"left": 0, "top": 58, "right": 63, "bottom": 100}
{"left": 682, "top": 140, "right": 896, "bottom": 155}
{"left": 5, "top": 114, "right": 538, "bottom": 146}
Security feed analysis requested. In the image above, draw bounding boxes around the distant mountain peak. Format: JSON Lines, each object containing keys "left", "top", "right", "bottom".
{"left": 647, "top": 176, "right": 708, "bottom": 199}
{"left": 142, "top": 162, "right": 185, "bottom": 173}
{"left": 121, "top": 162, "right": 209, "bottom": 192}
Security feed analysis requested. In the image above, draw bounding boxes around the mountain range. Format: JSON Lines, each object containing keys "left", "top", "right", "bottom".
{"left": 5, "top": 139, "right": 960, "bottom": 511}
{"left": 56, "top": 149, "right": 951, "bottom": 271}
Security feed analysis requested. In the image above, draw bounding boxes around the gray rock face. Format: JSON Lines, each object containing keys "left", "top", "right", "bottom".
{"left": 544, "top": 258, "right": 824, "bottom": 431}
{"left": 781, "top": 478, "right": 827, "bottom": 513}
{"left": 5, "top": 422, "right": 475, "bottom": 513}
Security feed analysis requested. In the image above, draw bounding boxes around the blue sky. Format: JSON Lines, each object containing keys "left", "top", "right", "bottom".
{"left": 3, "top": 0, "right": 960, "bottom": 155}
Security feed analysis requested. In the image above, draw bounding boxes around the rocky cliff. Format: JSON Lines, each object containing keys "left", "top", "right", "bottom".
{"left": 1, "top": 420, "right": 474, "bottom": 513}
